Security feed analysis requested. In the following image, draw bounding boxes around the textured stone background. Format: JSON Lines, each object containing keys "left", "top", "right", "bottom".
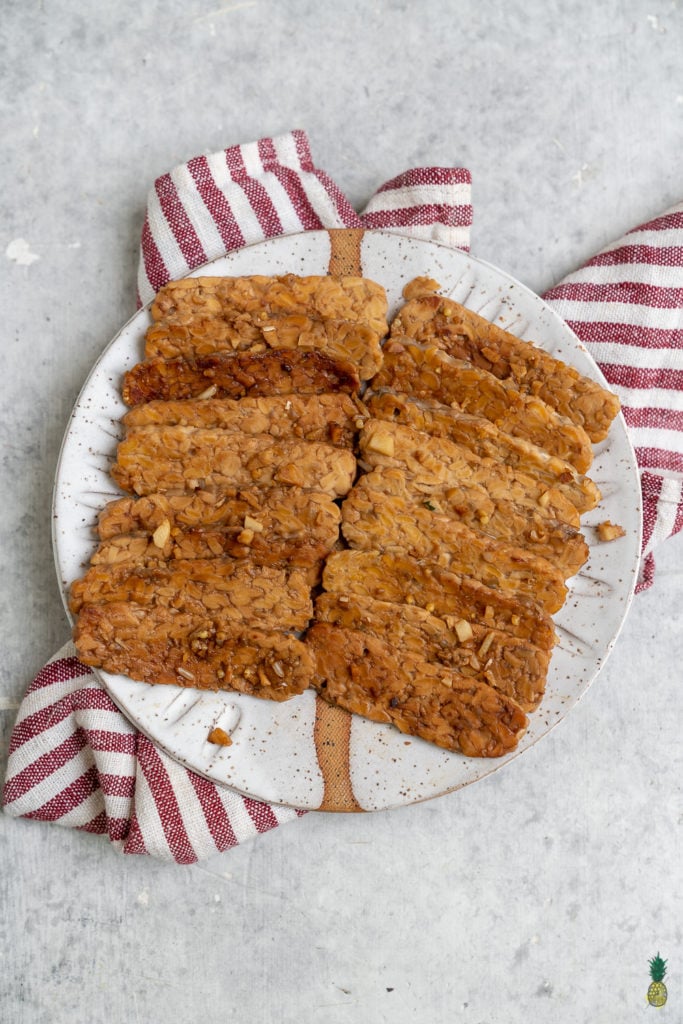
{"left": 1, "top": 2, "right": 681, "bottom": 1021}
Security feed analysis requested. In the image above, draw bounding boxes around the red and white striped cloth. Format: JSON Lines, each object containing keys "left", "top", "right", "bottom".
{"left": 137, "top": 131, "right": 472, "bottom": 306}
{"left": 543, "top": 207, "right": 683, "bottom": 590}
{"left": 3, "top": 130, "right": 682, "bottom": 862}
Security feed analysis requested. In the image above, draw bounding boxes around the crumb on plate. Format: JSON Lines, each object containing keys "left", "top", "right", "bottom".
{"left": 597, "top": 520, "right": 626, "bottom": 542}
{"left": 208, "top": 727, "right": 232, "bottom": 746}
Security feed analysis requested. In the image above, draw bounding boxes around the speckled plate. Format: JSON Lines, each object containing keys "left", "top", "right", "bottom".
{"left": 52, "top": 229, "right": 641, "bottom": 812}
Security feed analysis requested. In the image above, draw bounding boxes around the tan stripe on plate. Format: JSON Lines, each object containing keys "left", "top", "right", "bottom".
{"left": 308, "top": 228, "right": 367, "bottom": 813}
{"left": 313, "top": 698, "right": 363, "bottom": 812}
{"left": 327, "top": 227, "right": 365, "bottom": 278}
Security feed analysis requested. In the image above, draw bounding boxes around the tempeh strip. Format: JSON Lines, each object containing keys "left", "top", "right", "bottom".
{"left": 371, "top": 339, "right": 593, "bottom": 472}
{"left": 352, "top": 465, "right": 587, "bottom": 579}
{"left": 322, "top": 550, "right": 556, "bottom": 651}
{"left": 69, "top": 559, "right": 313, "bottom": 631}
{"left": 314, "top": 593, "right": 549, "bottom": 711}
{"left": 123, "top": 393, "right": 364, "bottom": 447}
{"left": 111, "top": 428, "right": 356, "bottom": 498}
{"left": 146, "top": 318, "right": 384, "bottom": 379}
{"left": 98, "top": 488, "right": 340, "bottom": 542}
{"left": 150, "top": 274, "right": 389, "bottom": 337}
{"left": 341, "top": 478, "right": 567, "bottom": 613}
{"left": 75, "top": 604, "right": 313, "bottom": 700}
{"left": 122, "top": 349, "right": 360, "bottom": 406}
{"left": 391, "top": 284, "right": 620, "bottom": 441}
{"left": 307, "top": 623, "right": 528, "bottom": 758}
{"left": 360, "top": 417, "right": 582, "bottom": 528}
{"left": 91, "top": 490, "right": 340, "bottom": 575}
{"left": 365, "top": 390, "right": 601, "bottom": 513}
{"left": 89, "top": 533, "right": 325, "bottom": 582}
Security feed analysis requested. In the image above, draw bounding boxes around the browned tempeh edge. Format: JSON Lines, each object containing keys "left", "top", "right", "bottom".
{"left": 390, "top": 286, "right": 620, "bottom": 442}
{"left": 314, "top": 593, "right": 548, "bottom": 712}
{"left": 306, "top": 623, "right": 528, "bottom": 758}
{"left": 364, "top": 390, "right": 601, "bottom": 514}
{"left": 321, "top": 549, "right": 556, "bottom": 651}
{"left": 74, "top": 604, "right": 314, "bottom": 701}
{"left": 121, "top": 349, "right": 361, "bottom": 406}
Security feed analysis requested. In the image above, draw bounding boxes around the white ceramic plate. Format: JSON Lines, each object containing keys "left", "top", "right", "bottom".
{"left": 53, "top": 230, "right": 641, "bottom": 811}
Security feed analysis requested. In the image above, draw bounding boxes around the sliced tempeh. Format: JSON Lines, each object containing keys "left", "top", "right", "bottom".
{"left": 123, "top": 393, "right": 365, "bottom": 447}
{"left": 322, "top": 550, "right": 556, "bottom": 651}
{"left": 391, "top": 283, "right": 620, "bottom": 442}
{"left": 341, "top": 477, "right": 567, "bottom": 613}
{"left": 306, "top": 623, "right": 528, "bottom": 758}
{"left": 314, "top": 593, "right": 549, "bottom": 711}
{"left": 92, "top": 489, "right": 340, "bottom": 575}
{"left": 90, "top": 532, "right": 326, "bottom": 582}
{"left": 74, "top": 604, "right": 313, "bottom": 700}
{"left": 122, "top": 349, "right": 360, "bottom": 406}
{"left": 351, "top": 464, "right": 587, "bottom": 579}
{"left": 69, "top": 559, "right": 313, "bottom": 631}
{"left": 150, "top": 274, "right": 389, "bottom": 337}
{"left": 147, "top": 269, "right": 388, "bottom": 375}
{"left": 365, "top": 390, "right": 601, "bottom": 513}
{"left": 146, "top": 317, "right": 384, "bottom": 380}
{"left": 360, "top": 417, "right": 583, "bottom": 528}
{"left": 111, "top": 427, "right": 356, "bottom": 498}
{"left": 370, "top": 339, "right": 594, "bottom": 472}
{"left": 98, "top": 487, "right": 340, "bottom": 543}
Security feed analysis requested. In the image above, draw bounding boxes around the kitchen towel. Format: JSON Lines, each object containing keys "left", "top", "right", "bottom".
{"left": 3, "top": 129, "right": 681, "bottom": 862}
